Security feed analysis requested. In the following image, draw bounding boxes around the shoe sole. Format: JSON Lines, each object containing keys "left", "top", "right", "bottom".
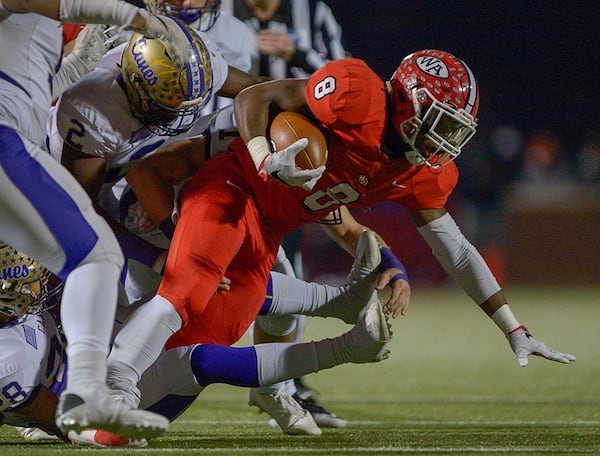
{"left": 57, "top": 408, "right": 168, "bottom": 440}
{"left": 367, "top": 299, "right": 392, "bottom": 362}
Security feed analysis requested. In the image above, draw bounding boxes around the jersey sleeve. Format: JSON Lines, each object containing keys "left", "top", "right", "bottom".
{"left": 402, "top": 163, "right": 459, "bottom": 210}
{"left": 53, "top": 71, "right": 121, "bottom": 159}
{"left": 305, "top": 58, "right": 386, "bottom": 129}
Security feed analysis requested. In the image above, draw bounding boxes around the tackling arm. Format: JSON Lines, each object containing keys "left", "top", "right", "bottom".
{"left": 10, "top": 385, "right": 68, "bottom": 442}
{"left": 126, "top": 137, "right": 208, "bottom": 227}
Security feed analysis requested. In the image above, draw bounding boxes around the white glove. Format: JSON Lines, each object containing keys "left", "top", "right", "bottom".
{"left": 15, "top": 426, "right": 59, "bottom": 441}
{"left": 263, "top": 138, "right": 325, "bottom": 190}
{"left": 69, "top": 429, "right": 148, "bottom": 447}
{"left": 68, "top": 24, "right": 111, "bottom": 73}
{"left": 507, "top": 326, "right": 576, "bottom": 367}
{"left": 134, "top": 11, "right": 194, "bottom": 64}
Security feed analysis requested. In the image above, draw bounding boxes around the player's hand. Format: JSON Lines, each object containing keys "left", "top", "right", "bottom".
{"left": 378, "top": 271, "right": 410, "bottom": 318}
{"left": 68, "top": 24, "right": 111, "bottom": 73}
{"left": 134, "top": 11, "right": 193, "bottom": 64}
{"left": 507, "top": 326, "right": 576, "bottom": 367}
{"left": 218, "top": 276, "right": 231, "bottom": 292}
{"left": 263, "top": 138, "right": 325, "bottom": 190}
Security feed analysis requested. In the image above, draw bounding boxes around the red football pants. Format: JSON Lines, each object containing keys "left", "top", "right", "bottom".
{"left": 163, "top": 154, "right": 282, "bottom": 348}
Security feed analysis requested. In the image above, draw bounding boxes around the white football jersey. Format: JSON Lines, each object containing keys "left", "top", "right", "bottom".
{"left": 47, "top": 35, "right": 229, "bottom": 189}
{"left": 0, "top": 13, "right": 62, "bottom": 144}
{"left": 0, "top": 312, "right": 66, "bottom": 425}
{"left": 0, "top": 304, "right": 201, "bottom": 426}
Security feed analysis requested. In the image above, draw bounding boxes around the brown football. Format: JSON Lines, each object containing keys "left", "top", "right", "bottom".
{"left": 269, "top": 112, "right": 328, "bottom": 170}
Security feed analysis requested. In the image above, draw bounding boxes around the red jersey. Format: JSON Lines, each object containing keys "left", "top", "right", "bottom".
{"left": 231, "top": 58, "right": 458, "bottom": 234}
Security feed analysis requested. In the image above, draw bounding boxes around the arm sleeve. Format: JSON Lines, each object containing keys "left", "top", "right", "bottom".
{"left": 59, "top": 0, "right": 138, "bottom": 25}
{"left": 417, "top": 212, "right": 501, "bottom": 305}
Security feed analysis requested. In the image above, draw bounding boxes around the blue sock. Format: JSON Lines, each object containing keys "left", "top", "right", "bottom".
{"left": 259, "top": 274, "right": 274, "bottom": 315}
{"left": 191, "top": 345, "right": 259, "bottom": 387}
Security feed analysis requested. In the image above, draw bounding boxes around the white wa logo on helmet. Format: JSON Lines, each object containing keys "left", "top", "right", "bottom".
{"left": 416, "top": 56, "right": 449, "bottom": 78}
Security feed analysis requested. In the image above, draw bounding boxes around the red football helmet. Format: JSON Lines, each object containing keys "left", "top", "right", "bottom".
{"left": 387, "top": 49, "right": 480, "bottom": 169}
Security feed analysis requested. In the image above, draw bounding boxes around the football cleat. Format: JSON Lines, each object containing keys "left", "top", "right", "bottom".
{"left": 342, "top": 297, "right": 392, "bottom": 364}
{"left": 248, "top": 386, "right": 321, "bottom": 435}
{"left": 292, "top": 394, "right": 347, "bottom": 428}
{"left": 15, "top": 427, "right": 59, "bottom": 441}
{"left": 56, "top": 392, "right": 168, "bottom": 440}
{"left": 316, "top": 229, "right": 382, "bottom": 324}
{"left": 348, "top": 229, "right": 382, "bottom": 284}
{"left": 69, "top": 429, "right": 148, "bottom": 447}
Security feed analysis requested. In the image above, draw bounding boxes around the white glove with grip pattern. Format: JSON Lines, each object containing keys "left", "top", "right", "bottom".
{"left": 133, "top": 11, "right": 193, "bottom": 64}
{"left": 264, "top": 138, "right": 325, "bottom": 190}
{"left": 507, "top": 326, "right": 576, "bottom": 367}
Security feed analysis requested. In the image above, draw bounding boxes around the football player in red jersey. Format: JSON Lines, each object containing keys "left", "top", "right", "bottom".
{"left": 105, "top": 50, "right": 574, "bottom": 414}
{"left": 233, "top": 49, "right": 574, "bottom": 363}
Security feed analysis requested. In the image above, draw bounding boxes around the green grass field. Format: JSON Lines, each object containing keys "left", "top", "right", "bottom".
{"left": 1, "top": 285, "right": 599, "bottom": 455}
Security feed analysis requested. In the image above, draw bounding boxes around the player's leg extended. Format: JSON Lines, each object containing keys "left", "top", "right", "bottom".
{"left": 0, "top": 127, "right": 168, "bottom": 438}
{"left": 264, "top": 229, "right": 383, "bottom": 323}
{"left": 107, "top": 182, "right": 250, "bottom": 402}
{"left": 190, "top": 296, "right": 392, "bottom": 387}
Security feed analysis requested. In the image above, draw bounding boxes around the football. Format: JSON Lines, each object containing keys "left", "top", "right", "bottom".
{"left": 269, "top": 112, "right": 328, "bottom": 170}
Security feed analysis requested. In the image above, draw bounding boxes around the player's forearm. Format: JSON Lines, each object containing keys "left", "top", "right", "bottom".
{"left": 16, "top": 385, "right": 68, "bottom": 442}
{"left": 1, "top": 0, "right": 59, "bottom": 17}
{"left": 126, "top": 168, "right": 175, "bottom": 227}
{"left": 2, "top": 0, "right": 141, "bottom": 25}
{"left": 416, "top": 212, "right": 525, "bottom": 333}
{"left": 319, "top": 206, "right": 367, "bottom": 256}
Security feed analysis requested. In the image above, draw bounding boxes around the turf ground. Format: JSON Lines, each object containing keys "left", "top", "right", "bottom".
{"left": 1, "top": 285, "right": 599, "bottom": 455}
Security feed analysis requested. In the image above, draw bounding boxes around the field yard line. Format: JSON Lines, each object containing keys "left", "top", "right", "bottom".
{"left": 174, "top": 419, "right": 600, "bottom": 426}
{"left": 40, "top": 447, "right": 600, "bottom": 453}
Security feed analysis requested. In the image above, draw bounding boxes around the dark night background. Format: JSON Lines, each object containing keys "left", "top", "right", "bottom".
{"left": 324, "top": 1, "right": 599, "bottom": 151}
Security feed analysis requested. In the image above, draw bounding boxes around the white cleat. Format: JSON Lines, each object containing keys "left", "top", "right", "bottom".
{"left": 69, "top": 429, "right": 148, "bottom": 447}
{"left": 348, "top": 229, "right": 382, "bottom": 284}
{"left": 318, "top": 229, "right": 382, "bottom": 324}
{"left": 56, "top": 392, "right": 168, "bottom": 440}
{"left": 15, "top": 427, "right": 59, "bottom": 441}
{"left": 248, "top": 386, "right": 322, "bottom": 436}
{"left": 344, "top": 297, "right": 392, "bottom": 364}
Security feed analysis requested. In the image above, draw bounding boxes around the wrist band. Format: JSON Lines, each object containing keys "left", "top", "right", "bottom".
{"left": 491, "top": 304, "right": 521, "bottom": 334}
{"left": 380, "top": 247, "right": 409, "bottom": 283}
{"left": 246, "top": 136, "right": 271, "bottom": 171}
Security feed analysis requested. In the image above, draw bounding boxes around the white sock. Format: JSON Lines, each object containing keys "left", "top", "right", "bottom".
{"left": 107, "top": 295, "right": 182, "bottom": 392}
{"left": 61, "top": 262, "right": 120, "bottom": 390}
{"left": 269, "top": 272, "right": 325, "bottom": 315}
{"left": 255, "top": 342, "right": 320, "bottom": 386}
